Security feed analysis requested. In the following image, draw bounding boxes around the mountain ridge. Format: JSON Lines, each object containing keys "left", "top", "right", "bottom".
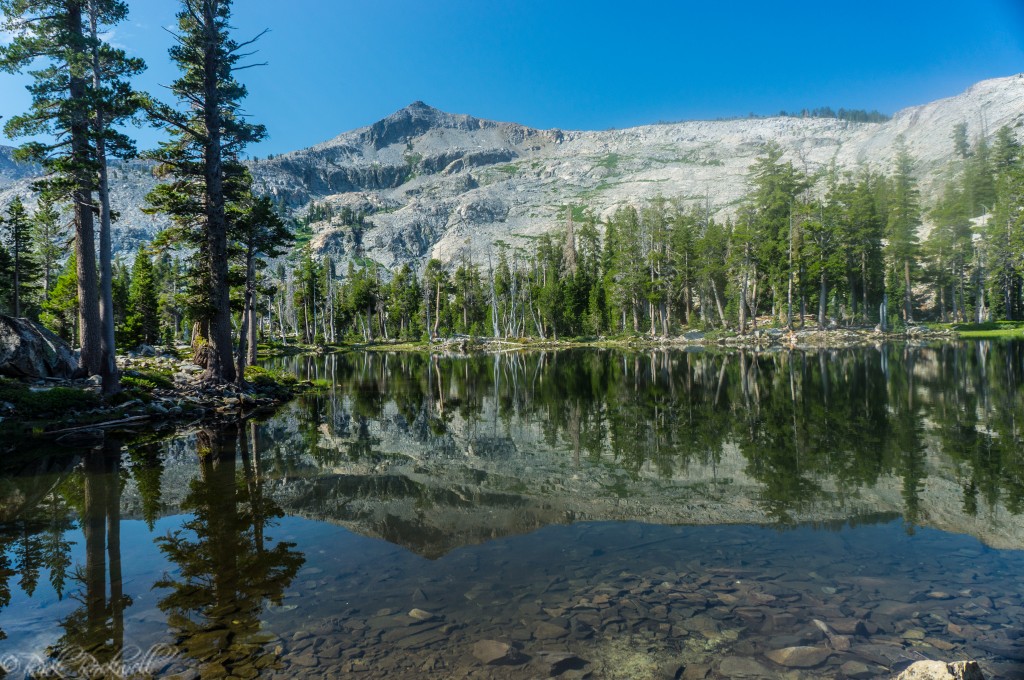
{"left": 1, "top": 74, "right": 1023, "bottom": 269}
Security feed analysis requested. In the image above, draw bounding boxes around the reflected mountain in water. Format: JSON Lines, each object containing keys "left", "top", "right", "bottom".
{"left": 123, "top": 342, "right": 1024, "bottom": 557}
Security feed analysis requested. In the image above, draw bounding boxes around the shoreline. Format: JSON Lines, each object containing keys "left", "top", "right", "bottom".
{"left": 0, "top": 324, "right": 1015, "bottom": 455}
{"left": 348, "top": 324, "right": 973, "bottom": 354}
{"left": 0, "top": 348, "right": 319, "bottom": 456}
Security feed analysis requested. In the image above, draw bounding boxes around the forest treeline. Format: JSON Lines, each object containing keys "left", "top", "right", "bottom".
{"left": 196, "top": 122, "right": 1024, "bottom": 345}
{"left": 1, "top": 2, "right": 1023, "bottom": 385}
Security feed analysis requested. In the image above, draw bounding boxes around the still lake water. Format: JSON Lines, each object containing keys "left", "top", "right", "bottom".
{"left": 1, "top": 342, "right": 1024, "bottom": 679}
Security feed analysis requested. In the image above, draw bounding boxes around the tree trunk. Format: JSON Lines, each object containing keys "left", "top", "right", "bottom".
{"left": 236, "top": 245, "right": 256, "bottom": 381}
{"left": 903, "top": 258, "right": 913, "bottom": 323}
{"left": 861, "top": 252, "right": 869, "bottom": 325}
{"left": 90, "top": 6, "right": 119, "bottom": 395}
{"left": 68, "top": 5, "right": 102, "bottom": 378}
{"left": 433, "top": 281, "right": 441, "bottom": 337}
{"left": 739, "top": 268, "right": 748, "bottom": 335}
{"left": 201, "top": 0, "right": 235, "bottom": 382}
{"left": 247, "top": 304, "right": 257, "bottom": 365}
{"left": 819, "top": 270, "right": 827, "bottom": 328}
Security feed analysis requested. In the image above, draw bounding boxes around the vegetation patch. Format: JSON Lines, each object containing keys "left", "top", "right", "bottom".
{"left": 245, "top": 365, "right": 299, "bottom": 389}
{"left": 0, "top": 379, "right": 100, "bottom": 418}
{"left": 594, "top": 153, "right": 621, "bottom": 170}
{"left": 951, "top": 321, "right": 1024, "bottom": 338}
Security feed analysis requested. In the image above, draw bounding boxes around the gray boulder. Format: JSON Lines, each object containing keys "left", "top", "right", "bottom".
{"left": 0, "top": 315, "right": 80, "bottom": 379}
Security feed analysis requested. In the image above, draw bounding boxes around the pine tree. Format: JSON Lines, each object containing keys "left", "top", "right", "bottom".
{"left": 145, "top": 0, "right": 266, "bottom": 383}
{"left": 747, "top": 142, "right": 809, "bottom": 322}
{"left": 40, "top": 254, "right": 79, "bottom": 343}
{"left": 1, "top": 0, "right": 142, "bottom": 393}
{"left": 233, "top": 191, "right": 290, "bottom": 378}
{"left": 124, "top": 247, "right": 159, "bottom": 347}
{"left": 31, "top": 196, "right": 66, "bottom": 299}
{"left": 1, "top": 196, "right": 40, "bottom": 317}
{"left": 884, "top": 139, "right": 922, "bottom": 323}
{"left": 1, "top": 1, "right": 101, "bottom": 371}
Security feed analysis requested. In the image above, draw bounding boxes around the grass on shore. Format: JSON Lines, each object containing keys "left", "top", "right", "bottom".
{"left": 946, "top": 321, "right": 1024, "bottom": 338}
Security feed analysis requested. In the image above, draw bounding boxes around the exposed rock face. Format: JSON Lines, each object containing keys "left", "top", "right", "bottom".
{"left": 0, "top": 315, "right": 80, "bottom": 379}
{"left": 2, "top": 75, "right": 1022, "bottom": 272}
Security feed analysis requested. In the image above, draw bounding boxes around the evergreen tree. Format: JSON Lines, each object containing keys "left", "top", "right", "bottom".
{"left": 111, "top": 258, "right": 130, "bottom": 342}
{"left": 124, "top": 247, "right": 159, "bottom": 346}
{"left": 747, "top": 142, "right": 809, "bottom": 322}
{"left": 32, "top": 196, "right": 66, "bottom": 299}
{"left": 0, "top": 245, "right": 13, "bottom": 314}
{"left": 40, "top": 254, "right": 79, "bottom": 342}
{"left": 387, "top": 263, "right": 422, "bottom": 339}
{"left": 1, "top": 0, "right": 142, "bottom": 393}
{"left": 986, "top": 127, "right": 1024, "bottom": 320}
{"left": 884, "top": 139, "right": 922, "bottom": 323}
{"left": 233, "top": 192, "right": 290, "bottom": 376}
{"left": 145, "top": 0, "right": 266, "bottom": 383}
{"left": 1, "top": 196, "right": 40, "bottom": 317}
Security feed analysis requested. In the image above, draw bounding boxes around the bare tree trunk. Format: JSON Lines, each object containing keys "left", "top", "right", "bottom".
{"left": 710, "top": 279, "right": 728, "bottom": 327}
{"left": 236, "top": 245, "right": 256, "bottom": 381}
{"left": 819, "top": 270, "right": 827, "bottom": 328}
{"left": 68, "top": 5, "right": 101, "bottom": 378}
{"left": 433, "top": 280, "right": 441, "bottom": 337}
{"left": 903, "top": 258, "right": 913, "bottom": 323}
{"left": 89, "top": 4, "right": 119, "bottom": 395}
{"left": 739, "top": 268, "right": 749, "bottom": 335}
{"left": 488, "top": 249, "right": 500, "bottom": 338}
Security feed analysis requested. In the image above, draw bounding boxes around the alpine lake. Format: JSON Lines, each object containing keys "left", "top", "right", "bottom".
{"left": 2, "top": 341, "right": 1024, "bottom": 679}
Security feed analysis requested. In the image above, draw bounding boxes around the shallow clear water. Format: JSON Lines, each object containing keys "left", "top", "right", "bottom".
{"left": 2, "top": 342, "right": 1024, "bottom": 678}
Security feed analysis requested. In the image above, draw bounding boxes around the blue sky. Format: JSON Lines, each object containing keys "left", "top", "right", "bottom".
{"left": 2, "top": 0, "right": 1023, "bottom": 156}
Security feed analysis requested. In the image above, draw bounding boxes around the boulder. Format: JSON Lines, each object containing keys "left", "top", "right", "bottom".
{"left": 0, "top": 315, "right": 80, "bottom": 379}
{"left": 895, "top": 660, "right": 985, "bottom": 680}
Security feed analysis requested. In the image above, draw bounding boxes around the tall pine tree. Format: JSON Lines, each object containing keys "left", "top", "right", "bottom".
{"left": 145, "top": 0, "right": 266, "bottom": 383}
{"left": 1, "top": 0, "right": 141, "bottom": 393}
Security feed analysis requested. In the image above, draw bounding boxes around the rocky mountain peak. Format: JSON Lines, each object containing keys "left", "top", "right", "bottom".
{"left": 2, "top": 75, "right": 1023, "bottom": 272}
{"left": 365, "top": 101, "right": 497, "bottom": 150}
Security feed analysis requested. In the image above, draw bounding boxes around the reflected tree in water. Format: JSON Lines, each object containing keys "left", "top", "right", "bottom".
{"left": 268, "top": 342, "right": 1024, "bottom": 528}
{"left": 154, "top": 424, "right": 304, "bottom": 675}
{"left": 0, "top": 466, "right": 75, "bottom": 642}
{"left": 43, "top": 440, "right": 133, "bottom": 678}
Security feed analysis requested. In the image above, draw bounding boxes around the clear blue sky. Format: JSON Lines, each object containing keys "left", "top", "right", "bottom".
{"left": 2, "top": 0, "right": 1023, "bottom": 157}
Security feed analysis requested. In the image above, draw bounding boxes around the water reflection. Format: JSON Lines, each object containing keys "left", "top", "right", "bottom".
{"left": 0, "top": 425, "right": 303, "bottom": 677}
{"left": 45, "top": 441, "right": 131, "bottom": 677}
{"left": 269, "top": 342, "right": 1024, "bottom": 543}
{"left": 154, "top": 424, "right": 304, "bottom": 675}
{"left": 0, "top": 342, "right": 1023, "bottom": 679}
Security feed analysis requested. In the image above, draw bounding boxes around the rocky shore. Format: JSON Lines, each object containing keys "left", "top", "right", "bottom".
{"left": 0, "top": 344, "right": 314, "bottom": 451}
{"left": 418, "top": 325, "right": 957, "bottom": 355}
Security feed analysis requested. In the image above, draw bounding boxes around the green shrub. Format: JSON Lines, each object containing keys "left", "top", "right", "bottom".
{"left": 0, "top": 380, "right": 100, "bottom": 417}
{"left": 245, "top": 365, "right": 298, "bottom": 388}
{"left": 123, "top": 369, "right": 174, "bottom": 389}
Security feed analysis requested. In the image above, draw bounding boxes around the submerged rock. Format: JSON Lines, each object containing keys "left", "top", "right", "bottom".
{"left": 895, "top": 660, "right": 985, "bottom": 680}
{"left": 0, "top": 315, "right": 80, "bottom": 379}
{"left": 471, "top": 639, "right": 522, "bottom": 665}
{"left": 764, "top": 645, "right": 831, "bottom": 668}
